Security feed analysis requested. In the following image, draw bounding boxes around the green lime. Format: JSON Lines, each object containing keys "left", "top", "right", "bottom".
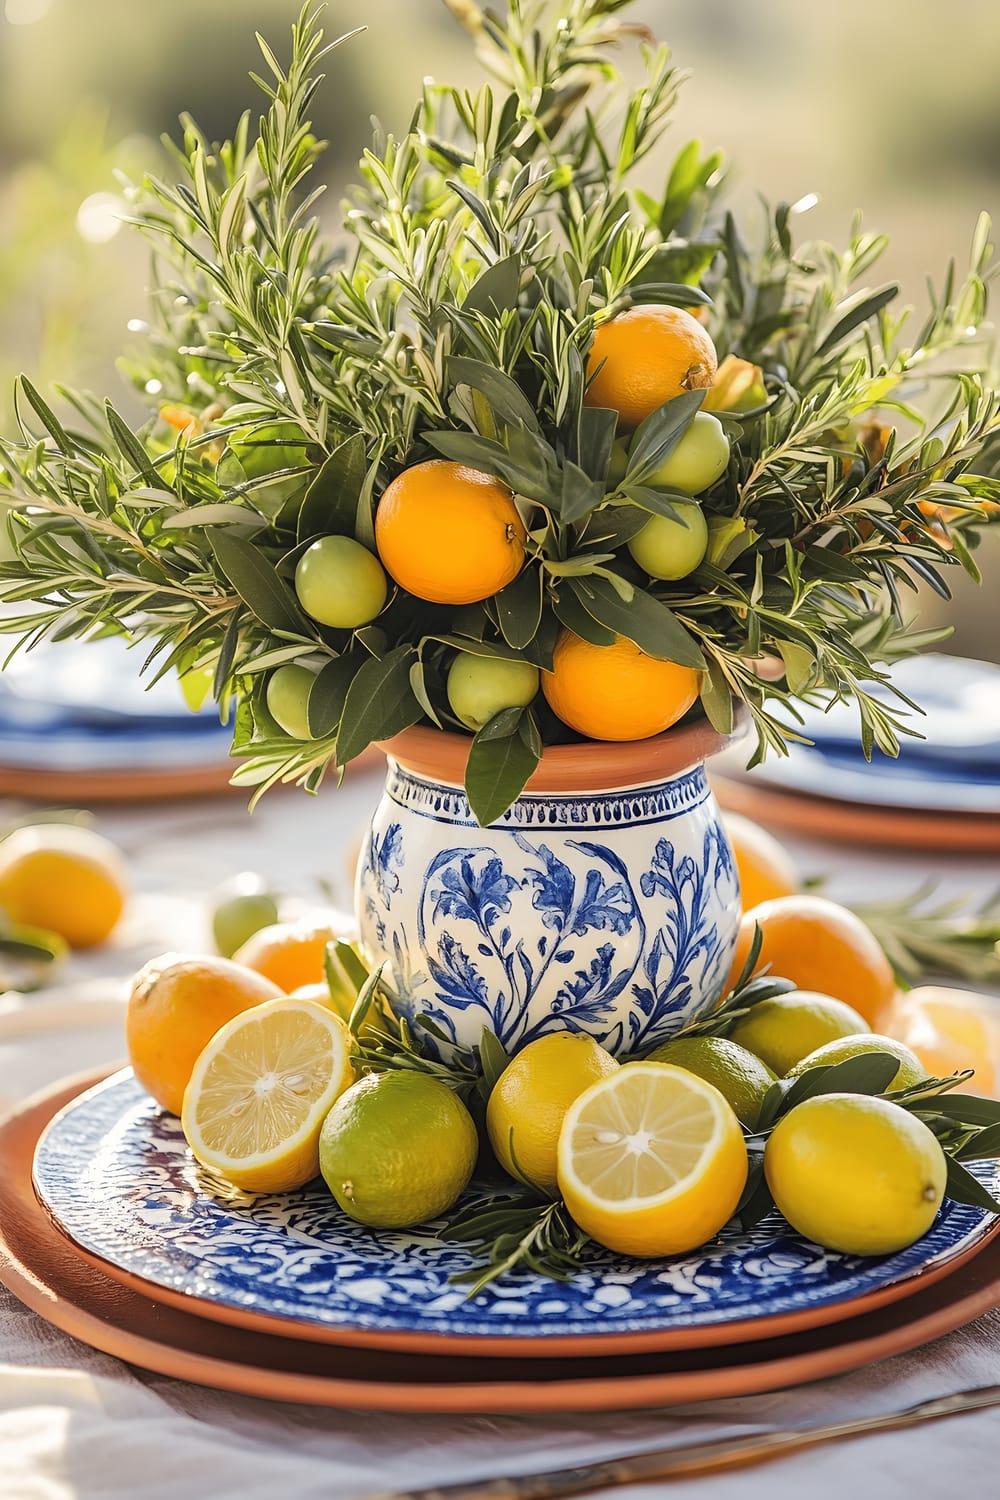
{"left": 319, "top": 1071, "right": 478, "bottom": 1228}
{"left": 646, "top": 1035, "right": 776, "bottom": 1129}
{"left": 785, "top": 1033, "right": 928, "bottom": 1089}
{"left": 266, "top": 663, "right": 318, "bottom": 740}
{"left": 640, "top": 412, "right": 730, "bottom": 494}
{"left": 626, "top": 501, "right": 708, "bottom": 581}
{"left": 211, "top": 874, "right": 279, "bottom": 959}
{"left": 447, "top": 653, "right": 539, "bottom": 731}
{"left": 294, "top": 535, "right": 388, "bottom": 630}
{"left": 729, "top": 992, "right": 870, "bottom": 1076}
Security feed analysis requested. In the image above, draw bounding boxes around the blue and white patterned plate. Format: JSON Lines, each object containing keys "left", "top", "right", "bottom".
{"left": 33, "top": 1071, "right": 1000, "bottom": 1351}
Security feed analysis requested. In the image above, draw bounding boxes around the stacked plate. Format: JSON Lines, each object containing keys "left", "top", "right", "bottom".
{"left": 712, "top": 655, "right": 1000, "bottom": 850}
{"left": 3, "top": 1066, "right": 999, "bottom": 1412}
{"left": 0, "top": 636, "right": 235, "bottom": 799}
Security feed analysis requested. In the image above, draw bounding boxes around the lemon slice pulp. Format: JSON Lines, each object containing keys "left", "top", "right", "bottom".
{"left": 181, "top": 998, "right": 354, "bottom": 1192}
{"left": 556, "top": 1063, "right": 748, "bottom": 1257}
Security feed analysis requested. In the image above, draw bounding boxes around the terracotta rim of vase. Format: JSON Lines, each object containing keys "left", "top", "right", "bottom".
{"left": 378, "top": 706, "right": 750, "bottom": 794}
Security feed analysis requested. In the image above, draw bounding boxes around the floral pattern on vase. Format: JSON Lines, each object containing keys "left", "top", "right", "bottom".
{"left": 355, "top": 758, "right": 741, "bottom": 1058}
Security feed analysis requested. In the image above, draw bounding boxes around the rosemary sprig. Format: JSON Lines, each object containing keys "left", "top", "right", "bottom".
{"left": 440, "top": 1192, "right": 591, "bottom": 1297}
{"left": 847, "top": 882, "right": 1000, "bottom": 988}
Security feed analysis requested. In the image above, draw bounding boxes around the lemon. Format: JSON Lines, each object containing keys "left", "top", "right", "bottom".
{"left": 646, "top": 1035, "right": 777, "bottom": 1129}
{"left": 556, "top": 1064, "right": 748, "bottom": 1257}
{"left": 486, "top": 1033, "right": 619, "bottom": 1193}
{"left": 785, "top": 1034, "right": 928, "bottom": 1090}
{"left": 729, "top": 991, "right": 870, "bottom": 1076}
{"left": 319, "top": 1071, "right": 478, "bottom": 1228}
{"left": 181, "top": 998, "right": 354, "bottom": 1193}
{"left": 764, "top": 1094, "right": 947, "bottom": 1255}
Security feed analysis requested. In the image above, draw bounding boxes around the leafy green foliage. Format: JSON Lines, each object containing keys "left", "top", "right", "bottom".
{"left": 1, "top": 0, "right": 998, "bottom": 822}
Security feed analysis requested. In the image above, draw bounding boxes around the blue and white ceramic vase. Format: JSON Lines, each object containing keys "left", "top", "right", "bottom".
{"left": 355, "top": 720, "right": 744, "bottom": 1060}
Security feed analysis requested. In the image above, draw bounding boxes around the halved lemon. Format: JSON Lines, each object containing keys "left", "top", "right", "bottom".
{"left": 181, "top": 998, "right": 354, "bottom": 1192}
{"left": 556, "top": 1063, "right": 749, "bottom": 1256}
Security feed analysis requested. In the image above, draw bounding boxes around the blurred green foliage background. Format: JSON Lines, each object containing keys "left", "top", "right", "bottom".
{"left": 1, "top": 0, "right": 997, "bottom": 648}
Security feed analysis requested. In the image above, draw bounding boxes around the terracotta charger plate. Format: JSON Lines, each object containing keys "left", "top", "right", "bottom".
{"left": 6, "top": 1071, "right": 1000, "bottom": 1413}
{"left": 711, "top": 773, "right": 1000, "bottom": 853}
{"left": 31, "top": 1070, "right": 1000, "bottom": 1360}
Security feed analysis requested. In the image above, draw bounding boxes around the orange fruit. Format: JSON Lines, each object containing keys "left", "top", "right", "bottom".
{"left": 885, "top": 985, "right": 1000, "bottom": 1097}
{"left": 232, "top": 918, "right": 350, "bottom": 993}
{"left": 126, "top": 953, "right": 283, "bottom": 1114}
{"left": 584, "top": 305, "right": 718, "bottom": 431}
{"left": 0, "top": 823, "right": 127, "bottom": 949}
{"left": 375, "top": 460, "right": 526, "bottom": 604}
{"left": 542, "top": 631, "right": 701, "bottom": 741}
{"left": 721, "top": 812, "right": 800, "bottom": 911}
{"left": 724, "top": 894, "right": 896, "bottom": 1027}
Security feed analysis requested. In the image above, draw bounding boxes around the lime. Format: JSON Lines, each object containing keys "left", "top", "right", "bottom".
{"left": 626, "top": 501, "right": 708, "bottom": 581}
{"left": 265, "top": 663, "right": 318, "bottom": 740}
{"left": 729, "top": 991, "right": 870, "bottom": 1076}
{"left": 211, "top": 873, "right": 279, "bottom": 959}
{"left": 295, "top": 535, "right": 388, "bottom": 630}
{"left": 641, "top": 412, "right": 729, "bottom": 494}
{"left": 606, "top": 437, "right": 630, "bottom": 487}
{"left": 646, "top": 1035, "right": 776, "bottom": 1129}
{"left": 785, "top": 1034, "right": 928, "bottom": 1089}
{"left": 447, "top": 653, "right": 540, "bottom": 732}
{"left": 764, "top": 1094, "right": 947, "bottom": 1254}
{"left": 319, "top": 1071, "right": 478, "bottom": 1228}
{"left": 486, "top": 1033, "right": 619, "bottom": 1193}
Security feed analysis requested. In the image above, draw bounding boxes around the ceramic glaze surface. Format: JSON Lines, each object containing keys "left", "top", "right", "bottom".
{"left": 32, "top": 1072, "right": 1000, "bottom": 1343}
{"left": 355, "top": 759, "right": 741, "bottom": 1057}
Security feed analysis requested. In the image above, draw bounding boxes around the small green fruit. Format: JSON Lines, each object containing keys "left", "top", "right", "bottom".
{"left": 295, "top": 535, "right": 388, "bottom": 629}
{"left": 266, "top": 663, "right": 318, "bottom": 740}
{"left": 606, "top": 438, "right": 630, "bottom": 487}
{"left": 447, "top": 653, "right": 540, "bottom": 731}
{"left": 211, "top": 874, "right": 280, "bottom": 959}
{"left": 642, "top": 412, "right": 730, "bottom": 494}
{"left": 627, "top": 501, "right": 708, "bottom": 580}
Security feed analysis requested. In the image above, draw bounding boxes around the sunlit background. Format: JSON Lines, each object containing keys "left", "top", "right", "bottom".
{"left": 1, "top": 0, "right": 998, "bottom": 651}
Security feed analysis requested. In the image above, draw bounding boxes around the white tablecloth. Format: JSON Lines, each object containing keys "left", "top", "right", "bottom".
{"left": 2, "top": 768, "right": 999, "bottom": 1498}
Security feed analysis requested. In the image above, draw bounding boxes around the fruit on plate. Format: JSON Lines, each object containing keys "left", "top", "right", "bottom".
{"left": 181, "top": 997, "right": 354, "bottom": 1192}
{"left": 375, "top": 459, "right": 526, "bottom": 604}
{"left": 232, "top": 917, "right": 351, "bottom": 992}
{"left": 640, "top": 411, "right": 730, "bottom": 494}
{"left": 294, "top": 534, "right": 388, "bottom": 629}
{"left": 886, "top": 985, "right": 1000, "bottom": 1098}
{"left": 725, "top": 893, "right": 896, "bottom": 1026}
{"left": 646, "top": 1034, "right": 777, "bottom": 1129}
{"left": 764, "top": 1093, "right": 947, "bottom": 1254}
{"left": 556, "top": 1063, "right": 748, "bottom": 1256}
{"left": 728, "top": 991, "right": 870, "bottom": 1076}
{"left": 721, "top": 812, "right": 800, "bottom": 911}
{"left": 542, "top": 630, "right": 701, "bottom": 741}
{"left": 486, "top": 1033, "right": 619, "bottom": 1193}
{"left": 447, "top": 652, "right": 540, "bottom": 731}
{"left": 319, "top": 1070, "right": 478, "bottom": 1228}
{"left": 583, "top": 305, "right": 718, "bottom": 430}
{"left": 210, "top": 873, "right": 280, "bottom": 959}
{"left": 126, "top": 953, "right": 283, "bottom": 1114}
{"left": 626, "top": 500, "right": 708, "bottom": 581}
{"left": 786, "top": 1034, "right": 928, "bottom": 1090}
{"left": 0, "top": 822, "right": 127, "bottom": 949}
{"left": 265, "top": 663, "right": 320, "bottom": 740}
